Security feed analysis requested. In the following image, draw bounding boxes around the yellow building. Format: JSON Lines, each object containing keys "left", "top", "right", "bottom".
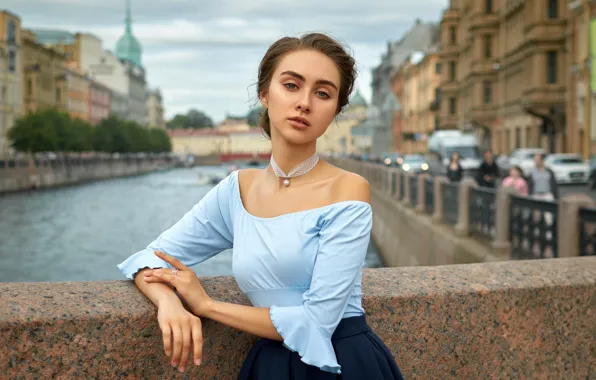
{"left": 318, "top": 90, "right": 368, "bottom": 154}
{"left": 401, "top": 50, "right": 441, "bottom": 154}
{"left": 0, "top": 10, "right": 23, "bottom": 159}
{"left": 147, "top": 88, "right": 165, "bottom": 129}
{"left": 168, "top": 127, "right": 271, "bottom": 157}
{"left": 21, "top": 30, "right": 68, "bottom": 114}
{"left": 65, "top": 63, "right": 90, "bottom": 122}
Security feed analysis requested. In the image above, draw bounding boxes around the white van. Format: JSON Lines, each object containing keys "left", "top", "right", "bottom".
{"left": 426, "top": 130, "right": 482, "bottom": 177}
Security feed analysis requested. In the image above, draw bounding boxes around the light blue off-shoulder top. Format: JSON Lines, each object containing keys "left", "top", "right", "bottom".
{"left": 117, "top": 170, "right": 372, "bottom": 374}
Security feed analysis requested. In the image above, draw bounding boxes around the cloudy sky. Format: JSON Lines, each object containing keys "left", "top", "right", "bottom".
{"left": 5, "top": 0, "right": 446, "bottom": 122}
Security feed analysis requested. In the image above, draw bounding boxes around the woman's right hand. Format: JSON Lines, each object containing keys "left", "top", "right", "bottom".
{"left": 157, "top": 298, "right": 203, "bottom": 372}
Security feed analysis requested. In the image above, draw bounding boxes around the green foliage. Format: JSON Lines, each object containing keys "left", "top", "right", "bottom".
{"left": 246, "top": 106, "right": 264, "bottom": 127}
{"left": 166, "top": 108, "right": 214, "bottom": 129}
{"left": 8, "top": 109, "right": 172, "bottom": 154}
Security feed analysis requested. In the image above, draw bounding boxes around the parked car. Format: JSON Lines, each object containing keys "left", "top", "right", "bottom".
{"left": 544, "top": 154, "right": 590, "bottom": 184}
{"left": 508, "top": 148, "right": 548, "bottom": 176}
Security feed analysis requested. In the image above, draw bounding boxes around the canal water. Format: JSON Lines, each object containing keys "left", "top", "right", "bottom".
{"left": 0, "top": 166, "right": 383, "bottom": 282}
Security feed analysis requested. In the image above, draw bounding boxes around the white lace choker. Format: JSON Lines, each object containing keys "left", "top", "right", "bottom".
{"left": 270, "top": 152, "right": 320, "bottom": 187}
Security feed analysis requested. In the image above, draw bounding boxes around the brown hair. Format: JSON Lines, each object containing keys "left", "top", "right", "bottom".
{"left": 257, "top": 33, "right": 357, "bottom": 138}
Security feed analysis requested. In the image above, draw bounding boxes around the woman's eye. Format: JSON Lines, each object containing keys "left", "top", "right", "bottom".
{"left": 284, "top": 83, "right": 298, "bottom": 90}
{"left": 316, "top": 91, "right": 330, "bottom": 99}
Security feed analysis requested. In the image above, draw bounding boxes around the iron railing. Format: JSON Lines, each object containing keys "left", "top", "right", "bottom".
{"left": 410, "top": 175, "right": 418, "bottom": 206}
{"left": 469, "top": 187, "right": 496, "bottom": 240}
{"left": 578, "top": 207, "right": 596, "bottom": 256}
{"left": 399, "top": 172, "right": 405, "bottom": 200}
{"left": 442, "top": 182, "right": 460, "bottom": 225}
{"left": 509, "top": 195, "right": 558, "bottom": 260}
{"left": 424, "top": 177, "right": 434, "bottom": 214}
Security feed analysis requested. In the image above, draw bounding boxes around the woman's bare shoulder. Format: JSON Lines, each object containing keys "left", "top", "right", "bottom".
{"left": 327, "top": 167, "right": 370, "bottom": 204}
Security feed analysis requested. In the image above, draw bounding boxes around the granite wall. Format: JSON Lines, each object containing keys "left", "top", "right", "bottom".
{"left": 1, "top": 257, "right": 594, "bottom": 379}
{"left": 0, "top": 157, "right": 172, "bottom": 194}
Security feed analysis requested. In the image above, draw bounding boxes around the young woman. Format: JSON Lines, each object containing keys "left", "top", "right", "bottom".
{"left": 446, "top": 151, "right": 463, "bottom": 182}
{"left": 117, "top": 33, "right": 403, "bottom": 380}
{"left": 501, "top": 165, "right": 528, "bottom": 196}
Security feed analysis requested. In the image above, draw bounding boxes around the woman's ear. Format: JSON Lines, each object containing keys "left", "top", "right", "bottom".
{"left": 259, "top": 90, "right": 269, "bottom": 108}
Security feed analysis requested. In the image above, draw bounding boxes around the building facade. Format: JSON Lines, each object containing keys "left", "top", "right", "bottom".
{"left": 438, "top": 0, "right": 568, "bottom": 154}
{"left": 0, "top": 10, "right": 23, "bottom": 159}
{"left": 168, "top": 128, "right": 272, "bottom": 157}
{"left": 318, "top": 91, "right": 368, "bottom": 155}
{"left": 88, "top": 79, "right": 110, "bottom": 125}
{"left": 146, "top": 88, "right": 165, "bottom": 129}
{"left": 21, "top": 30, "right": 67, "bottom": 114}
{"left": 65, "top": 65, "right": 90, "bottom": 122}
{"left": 399, "top": 50, "right": 441, "bottom": 154}
{"left": 369, "top": 20, "right": 439, "bottom": 154}
{"left": 567, "top": 0, "right": 596, "bottom": 157}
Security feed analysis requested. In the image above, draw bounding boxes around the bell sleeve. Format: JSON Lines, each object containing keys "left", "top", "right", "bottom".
{"left": 117, "top": 174, "right": 235, "bottom": 280}
{"left": 269, "top": 202, "right": 372, "bottom": 374}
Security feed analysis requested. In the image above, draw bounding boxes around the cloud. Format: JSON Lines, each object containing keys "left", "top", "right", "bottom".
{"left": 4, "top": 0, "right": 447, "bottom": 121}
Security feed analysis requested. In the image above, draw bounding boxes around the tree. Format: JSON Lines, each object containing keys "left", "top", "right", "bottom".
{"left": 166, "top": 108, "right": 214, "bottom": 129}
{"left": 247, "top": 106, "right": 264, "bottom": 127}
{"left": 8, "top": 111, "right": 58, "bottom": 153}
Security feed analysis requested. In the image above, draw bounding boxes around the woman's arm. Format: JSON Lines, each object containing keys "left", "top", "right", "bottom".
{"left": 200, "top": 302, "right": 282, "bottom": 341}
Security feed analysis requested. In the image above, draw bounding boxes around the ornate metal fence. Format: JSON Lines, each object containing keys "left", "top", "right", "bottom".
{"left": 424, "top": 177, "right": 434, "bottom": 214}
{"left": 399, "top": 172, "right": 405, "bottom": 200}
{"left": 509, "top": 195, "right": 558, "bottom": 259}
{"left": 469, "top": 187, "right": 496, "bottom": 240}
{"left": 410, "top": 175, "right": 418, "bottom": 206}
{"left": 442, "top": 182, "right": 459, "bottom": 225}
{"left": 578, "top": 207, "right": 596, "bottom": 256}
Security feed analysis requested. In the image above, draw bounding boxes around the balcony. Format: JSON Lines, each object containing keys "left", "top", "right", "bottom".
{"left": 521, "top": 85, "right": 566, "bottom": 108}
{"left": 441, "top": 8, "right": 460, "bottom": 23}
{"left": 524, "top": 20, "right": 567, "bottom": 44}
{"left": 469, "top": 12, "right": 500, "bottom": 31}
{"left": 439, "top": 113, "right": 459, "bottom": 129}
{"left": 439, "top": 80, "right": 459, "bottom": 93}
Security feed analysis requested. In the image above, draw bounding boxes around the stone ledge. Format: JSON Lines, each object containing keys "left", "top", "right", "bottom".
{"left": 1, "top": 258, "right": 595, "bottom": 379}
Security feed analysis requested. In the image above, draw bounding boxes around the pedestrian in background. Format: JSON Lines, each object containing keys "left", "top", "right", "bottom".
{"left": 502, "top": 165, "right": 528, "bottom": 196}
{"left": 476, "top": 149, "right": 500, "bottom": 188}
{"left": 446, "top": 151, "right": 463, "bottom": 182}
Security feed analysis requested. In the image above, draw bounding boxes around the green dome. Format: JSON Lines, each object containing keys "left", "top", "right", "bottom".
{"left": 350, "top": 90, "right": 367, "bottom": 107}
{"left": 115, "top": 0, "right": 143, "bottom": 67}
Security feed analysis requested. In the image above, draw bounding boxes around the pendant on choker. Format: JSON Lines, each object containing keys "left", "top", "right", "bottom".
{"left": 283, "top": 178, "right": 290, "bottom": 187}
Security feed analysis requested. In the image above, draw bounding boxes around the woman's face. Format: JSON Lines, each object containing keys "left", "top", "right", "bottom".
{"left": 510, "top": 168, "right": 520, "bottom": 178}
{"left": 262, "top": 49, "right": 340, "bottom": 145}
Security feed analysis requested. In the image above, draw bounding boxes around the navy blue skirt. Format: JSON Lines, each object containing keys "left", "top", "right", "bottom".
{"left": 238, "top": 315, "right": 404, "bottom": 379}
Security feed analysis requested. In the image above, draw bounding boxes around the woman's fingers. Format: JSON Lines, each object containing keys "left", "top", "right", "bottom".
{"left": 171, "top": 324, "right": 183, "bottom": 368}
{"left": 178, "top": 324, "right": 192, "bottom": 372}
{"left": 192, "top": 319, "right": 203, "bottom": 366}
{"left": 160, "top": 322, "right": 172, "bottom": 357}
{"left": 154, "top": 250, "right": 189, "bottom": 271}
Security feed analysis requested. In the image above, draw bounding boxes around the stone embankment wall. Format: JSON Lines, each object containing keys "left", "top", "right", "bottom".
{"left": 0, "top": 157, "right": 172, "bottom": 194}
{"left": 1, "top": 258, "right": 594, "bottom": 379}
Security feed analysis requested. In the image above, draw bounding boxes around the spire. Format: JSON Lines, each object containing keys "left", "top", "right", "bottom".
{"left": 125, "top": 0, "right": 132, "bottom": 34}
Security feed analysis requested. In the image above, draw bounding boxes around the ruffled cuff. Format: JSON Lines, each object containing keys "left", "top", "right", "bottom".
{"left": 117, "top": 249, "right": 171, "bottom": 280}
{"left": 269, "top": 305, "right": 341, "bottom": 374}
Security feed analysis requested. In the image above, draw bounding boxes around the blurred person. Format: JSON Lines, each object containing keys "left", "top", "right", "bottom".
{"left": 117, "top": 33, "right": 402, "bottom": 379}
{"left": 527, "top": 153, "right": 558, "bottom": 200}
{"left": 502, "top": 166, "right": 528, "bottom": 196}
{"left": 446, "top": 151, "right": 463, "bottom": 182}
{"left": 476, "top": 149, "right": 500, "bottom": 188}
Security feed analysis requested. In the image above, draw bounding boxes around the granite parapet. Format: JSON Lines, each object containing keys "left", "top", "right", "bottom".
{"left": 1, "top": 257, "right": 595, "bottom": 379}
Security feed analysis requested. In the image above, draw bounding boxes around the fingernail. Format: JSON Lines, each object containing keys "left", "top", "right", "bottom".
{"left": 195, "top": 359, "right": 202, "bottom": 366}
{"left": 171, "top": 361, "right": 177, "bottom": 367}
{"left": 179, "top": 367, "right": 185, "bottom": 373}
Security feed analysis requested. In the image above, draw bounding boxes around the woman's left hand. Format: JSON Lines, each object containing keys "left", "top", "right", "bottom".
{"left": 143, "top": 250, "right": 213, "bottom": 317}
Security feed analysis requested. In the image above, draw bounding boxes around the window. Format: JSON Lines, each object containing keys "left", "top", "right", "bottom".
{"left": 449, "top": 26, "right": 456, "bottom": 45}
{"left": 435, "top": 62, "right": 441, "bottom": 74}
{"left": 547, "top": 0, "right": 558, "bottom": 19}
{"left": 56, "top": 88, "right": 61, "bottom": 103}
{"left": 449, "top": 97, "right": 456, "bottom": 114}
{"left": 27, "top": 79, "right": 32, "bottom": 96}
{"left": 485, "top": 0, "right": 493, "bottom": 13}
{"left": 7, "top": 20, "right": 16, "bottom": 44}
{"left": 8, "top": 50, "right": 15, "bottom": 73}
{"left": 435, "top": 87, "right": 441, "bottom": 103}
{"left": 515, "top": 128, "right": 521, "bottom": 149}
{"left": 546, "top": 51, "right": 557, "bottom": 84}
{"left": 483, "top": 35, "right": 492, "bottom": 59}
{"left": 449, "top": 61, "right": 456, "bottom": 81}
{"left": 483, "top": 81, "right": 492, "bottom": 104}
